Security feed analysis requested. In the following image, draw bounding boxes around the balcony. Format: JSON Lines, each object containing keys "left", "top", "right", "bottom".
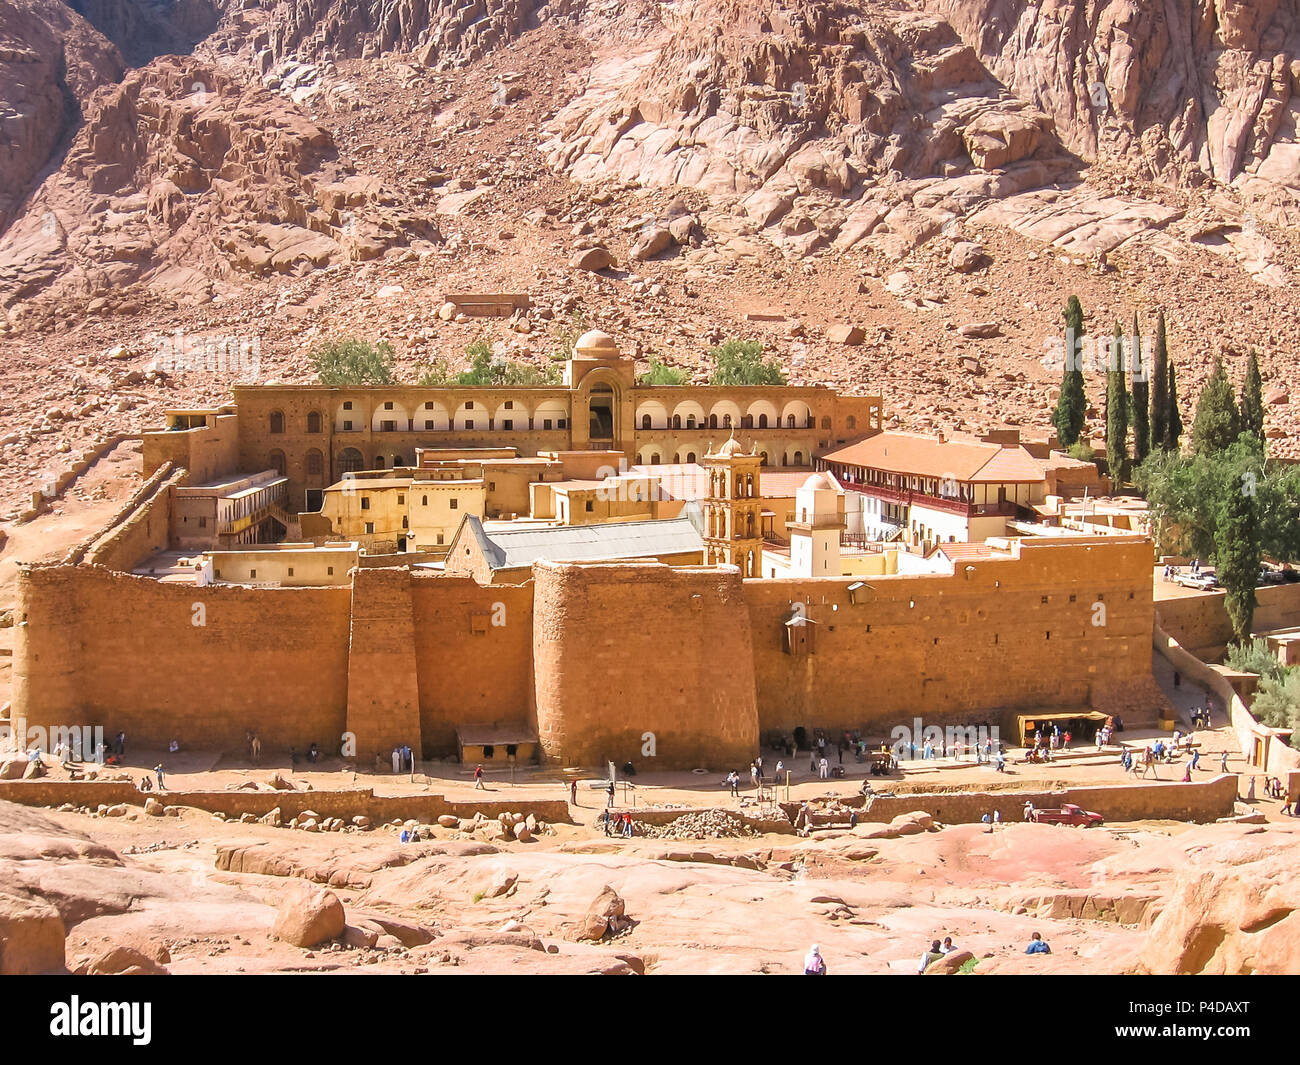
{"left": 842, "top": 482, "right": 1018, "bottom": 519}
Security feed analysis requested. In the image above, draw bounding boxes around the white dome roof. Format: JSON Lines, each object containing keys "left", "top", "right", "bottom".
{"left": 572, "top": 329, "right": 620, "bottom": 359}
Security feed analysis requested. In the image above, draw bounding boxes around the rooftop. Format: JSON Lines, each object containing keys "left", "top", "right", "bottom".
{"left": 456, "top": 515, "right": 704, "bottom": 572}
{"left": 822, "top": 432, "right": 1046, "bottom": 483}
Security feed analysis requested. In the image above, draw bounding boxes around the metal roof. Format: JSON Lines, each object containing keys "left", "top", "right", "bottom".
{"left": 463, "top": 515, "right": 704, "bottom": 571}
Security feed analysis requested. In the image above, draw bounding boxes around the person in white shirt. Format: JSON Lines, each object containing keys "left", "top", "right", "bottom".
{"left": 804, "top": 944, "right": 826, "bottom": 975}
{"left": 918, "top": 939, "right": 943, "bottom": 973}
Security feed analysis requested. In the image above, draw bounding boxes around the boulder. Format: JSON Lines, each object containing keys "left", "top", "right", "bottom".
{"left": 949, "top": 241, "right": 987, "bottom": 272}
{"left": 512, "top": 822, "right": 532, "bottom": 842}
{"left": 630, "top": 226, "right": 673, "bottom": 260}
{"left": 959, "top": 322, "right": 1001, "bottom": 339}
{"left": 483, "top": 870, "right": 518, "bottom": 898}
{"left": 576, "top": 884, "right": 628, "bottom": 941}
{"left": 0, "top": 760, "right": 27, "bottom": 780}
{"left": 924, "top": 949, "right": 975, "bottom": 975}
{"left": 341, "top": 924, "right": 379, "bottom": 949}
{"left": 437, "top": 814, "right": 458, "bottom": 828}
{"left": 144, "top": 797, "right": 164, "bottom": 817}
{"left": 0, "top": 892, "right": 65, "bottom": 974}
{"left": 84, "top": 944, "right": 169, "bottom": 976}
{"left": 571, "top": 246, "right": 613, "bottom": 272}
{"left": 826, "top": 324, "right": 865, "bottom": 345}
{"left": 271, "top": 881, "right": 345, "bottom": 948}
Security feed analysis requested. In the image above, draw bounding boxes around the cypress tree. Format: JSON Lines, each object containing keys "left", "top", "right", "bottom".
{"left": 1150, "top": 311, "right": 1169, "bottom": 452}
{"left": 1106, "top": 320, "right": 1129, "bottom": 482}
{"left": 1166, "top": 359, "right": 1183, "bottom": 451}
{"left": 1240, "top": 349, "right": 1265, "bottom": 440}
{"left": 1192, "top": 355, "right": 1240, "bottom": 455}
{"left": 1130, "top": 312, "right": 1150, "bottom": 464}
{"left": 1052, "top": 295, "right": 1087, "bottom": 448}
{"left": 1216, "top": 474, "right": 1261, "bottom": 642}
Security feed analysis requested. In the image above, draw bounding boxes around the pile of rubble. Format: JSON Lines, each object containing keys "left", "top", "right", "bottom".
{"left": 638, "top": 809, "right": 758, "bottom": 840}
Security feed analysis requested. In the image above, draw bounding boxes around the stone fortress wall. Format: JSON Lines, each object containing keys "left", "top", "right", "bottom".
{"left": 12, "top": 533, "right": 1158, "bottom": 769}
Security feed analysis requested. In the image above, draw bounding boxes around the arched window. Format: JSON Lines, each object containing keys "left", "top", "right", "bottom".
{"left": 305, "top": 449, "right": 323, "bottom": 476}
{"left": 269, "top": 411, "right": 285, "bottom": 434}
{"left": 708, "top": 414, "right": 718, "bottom": 430}
{"left": 269, "top": 449, "right": 286, "bottom": 475}
{"left": 306, "top": 410, "right": 322, "bottom": 434}
{"left": 687, "top": 415, "right": 697, "bottom": 429}
{"left": 642, "top": 414, "right": 652, "bottom": 429}
{"left": 393, "top": 455, "right": 406, "bottom": 468}
{"left": 786, "top": 414, "right": 795, "bottom": 428}
{"left": 686, "top": 452, "right": 696, "bottom": 463}
{"left": 339, "top": 448, "right": 364, "bottom": 474}
{"left": 673, "top": 415, "right": 682, "bottom": 429}
{"left": 742, "top": 415, "right": 753, "bottom": 429}
{"left": 760, "top": 451, "right": 768, "bottom": 466}
{"left": 794, "top": 451, "right": 804, "bottom": 466}
{"left": 373, "top": 455, "right": 385, "bottom": 469}
{"left": 759, "top": 414, "right": 768, "bottom": 428}
{"left": 723, "top": 413, "right": 733, "bottom": 429}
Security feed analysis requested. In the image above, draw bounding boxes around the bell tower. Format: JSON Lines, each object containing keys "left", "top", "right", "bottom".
{"left": 702, "top": 435, "right": 763, "bottom": 577}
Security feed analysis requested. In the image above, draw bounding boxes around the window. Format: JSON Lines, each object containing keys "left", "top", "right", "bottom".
{"left": 424, "top": 420, "right": 435, "bottom": 430}
{"left": 306, "top": 450, "right": 323, "bottom": 476}
{"left": 269, "top": 450, "right": 286, "bottom": 475}
{"left": 450, "top": 498, "right": 458, "bottom": 510}
{"left": 382, "top": 420, "right": 395, "bottom": 432}
{"left": 503, "top": 419, "right": 513, "bottom": 430}
{"left": 543, "top": 419, "right": 553, "bottom": 431}
{"left": 365, "top": 522, "right": 374, "bottom": 534}
{"left": 343, "top": 419, "right": 353, "bottom": 431}
{"left": 504, "top": 400, "right": 513, "bottom": 410}
{"left": 327, "top": 566, "right": 334, "bottom": 576}
{"left": 422, "top": 495, "right": 428, "bottom": 506}
{"left": 361, "top": 497, "right": 370, "bottom": 510}
{"left": 269, "top": 411, "right": 284, "bottom": 434}
{"left": 558, "top": 418, "right": 567, "bottom": 430}
{"left": 436, "top": 533, "right": 444, "bottom": 545}
{"left": 585, "top": 500, "right": 594, "bottom": 512}
{"left": 465, "top": 401, "right": 474, "bottom": 410}
{"left": 642, "top": 414, "right": 652, "bottom": 429}
{"left": 287, "top": 567, "right": 295, "bottom": 577}
{"left": 343, "top": 401, "right": 353, "bottom": 411}
{"left": 465, "top": 420, "right": 475, "bottom": 430}
{"left": 424, "top": 401, "right": 434, "bottom": 410}
{"left": 384, "top": 401, "right": 393, "bottom": 410}
{"left": 339, "top": 448, "right": 363, "bottom": 473}
{"left": 847, "top": 415, "right": 856, "bottom": 430}
{"left": 198, "top": 517, "right": 207, "bottom": 528}
{"left": 307, "top": 411, "right": 321, "bottom": 433}
{"left": 397, "top": 494, "right": 405, "bottom": 505}
{"left": 488, "top": 482, "right": 496, "bottom": 491}
{"left": 250, "top": 569, "right": 257, "bottom": 579}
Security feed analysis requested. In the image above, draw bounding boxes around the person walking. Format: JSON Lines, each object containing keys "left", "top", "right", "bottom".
{"left": 993, "top": 809, "right": 1001, "bottom": 830}
{"left": 818, "top": 757, "right": 829, "bottom": 780}
{"left": 728, "top": 770, "right": 739, "bottom": 798}
{"left": 601, "top": 808, "right": 611, "bottom": 836}
{"left": 622, "top": 813, "right": 633, "bottom": 839}
{"left": 1220, "top": 750, "right": 1229, "bottom": 773}
{"left": 154, "top": 763, "right": 165, "bottom": 790}
{"left": 474, "top": 764, "right": 485, "bottom": 790}
{"left": 1190, "top": 748, "right": 1200, "bottom": 771}
{"left": 606, "top": 780, "right": 616, "bottom": 808}
{"left": 570, "top": 778, "right": 578, "bottom": 805}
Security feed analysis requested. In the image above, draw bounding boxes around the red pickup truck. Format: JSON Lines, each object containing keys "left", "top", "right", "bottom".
{"left": 1029, "top": 803, "right": 1104, "bottom": 827}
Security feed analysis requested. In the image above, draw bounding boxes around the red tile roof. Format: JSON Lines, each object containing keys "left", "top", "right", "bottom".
{"left": 821, "top": 432, "right": 1046, "bottom": 484}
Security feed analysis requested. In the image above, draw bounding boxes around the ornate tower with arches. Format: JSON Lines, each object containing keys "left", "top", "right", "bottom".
{"left": 701, "top": 435, "right": 763, "bottom": 577}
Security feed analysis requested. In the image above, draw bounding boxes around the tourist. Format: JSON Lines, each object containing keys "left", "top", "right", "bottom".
{"left": 115, "top": 731, "right": 125, "bottom": 757}
{"left": 995, "top": 749, "right": 1006, "bottom": 773}
{"left": 810, "top": 749, "right": 818, "bottom": 772}
{"left": 774, "top": 759, "right": 784, "bottom": 783}
{"left": 941, "top": 936, "right": 956, "bottom": 954}
{"left": 169, "top": 738, "right": 181, "bottom": 754}
{"left": 1246, "top": 776, "right": 1256, "bottom": 802}
{"left": 95, "top": 742, "right": 106, "bottom": 766}
{"left": 290, "top": 747, "right": 299, "bottom": 767}
{"left": 1023, "top": 801, "right": 1034, "bottom": 821}
{"left": 622, "top": 813, "right": 633, "bottom": 838}
{"left": 606, "top": 780, "right": 616, "bottom": 808}
{"left": 750, "top": 762, "right": 759, "bottom": 788}
{"left": 917, "top": 939, "right": 944, "bottom": 974}
{"left": 804, "top": 944, "right": 826, "bottom": 975}
{"left": 818, "top": 757, "right": 829, "bottom": 780}
{"left": 307, "top": 742, "right": 318, "bottom": 764}
{"left": 391, "top": 746, "right": 402, "bottom": 774}
{"left": 1182, "top": 765, "right": 1192, "bottom": 783}
{"left": 474, "top": 764, "right": 485, "bottom": 790}
{"left": 1024, "top": 932, "right": 1051, "bottom": 955}
{"left": 1190, "top": 749, "right": 1200, "bottom": 771}
{"left": 154, "top": 763, "right": 165, "bottom": 790}
{"left": 1063, "top": 730, "right": 1071, "bottom": 748}
{"left": 982, "top": 812, "right": 992, "bottom": 833}
{"left": 849, "top": 810, "right": 858, "bottom": 829}
{"left": 139, "top": 775, "right": 152, "bottom": 792}
{"left": 570, "top": 778, "right": 579, "bottom": 805}
{"left": 602, "top": 809, "right": 611, "bottom": 836}
{"left": 755, "top": 755, "right": 764, "bottom": 779}
{"left": 727, "top": 770, "right": 739, "bottom": 798}
{"left": 1220, "top": 750, "right": 1229, "bottom": 773}
{"left": 993, "top": 809, "right": 1002, "bottom": 829}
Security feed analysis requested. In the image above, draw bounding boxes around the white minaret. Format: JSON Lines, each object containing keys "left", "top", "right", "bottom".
{"left": 790, "top": 472, "right": 846, "bottom": 576}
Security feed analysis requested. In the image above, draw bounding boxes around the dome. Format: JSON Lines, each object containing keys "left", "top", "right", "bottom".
{"left": 801, "top": 472, "right": 837, "bottom": 492}
{"left": 572, "top": 329, "right": 620, "bottom": 359}
{"left": 710, "top": 435, "right": 747, "bottom": 459}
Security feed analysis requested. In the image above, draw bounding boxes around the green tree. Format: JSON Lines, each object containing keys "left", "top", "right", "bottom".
{"left": 709, "top": 339, "right": 786, "bottom": 386}
{"left": 1052, "top": 296, "right": 1087, "bottom": 447}
{"left": 416, "top": 357, "right": 452, "bottom": 386}
{"left": 1250, "top": 671, "right": 1300, "bottom": 737}
{"left": 1106, "top": 320, "right": 1129, "bottom": 482}
{"left": 1191, "top": 355, "right": 1240, "bottom": 456}
{"left": 1215, "top": 462, "right": 1262, "bottom": 642}
{"left": 1130, "top": 313, "right": 1150, "bottom": 464}
{"left": 1150, "top": 311, "right": 1169, "bottom": 452}
{"left": 638, "top": 358, "right": 689, "bottom": 386}
{"left": 1225, "top": 638, "right": 1289, "bottom": 684}
{"left": 311, "top": 338, "right": 396, "bottom": 385}
{"left": 1240, "top": 350, "right": 1265, "bottom": 441}
{"left": 452, "top": 338, "right": 561, "bottom": 386}
{"left": 1166, "top": 358, "right": 1183, "bottom": 451}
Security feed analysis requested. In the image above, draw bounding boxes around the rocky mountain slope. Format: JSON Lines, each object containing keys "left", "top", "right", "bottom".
{"left": 0, "top": 0, "right": 1298, "bottom": 513}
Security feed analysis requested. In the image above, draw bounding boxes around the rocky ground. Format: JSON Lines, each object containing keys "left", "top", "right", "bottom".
{"left": 0, "top": 0, "right": 1298, "bottom": 517}
{"left": 3, "top": 786, "right": 1296, "bottom": 975}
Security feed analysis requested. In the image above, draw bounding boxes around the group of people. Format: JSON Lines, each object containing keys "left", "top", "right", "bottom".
{"left": 601, "top": 809, "right": 635, "bottom": 838}
{"left": 387, "top": 745, "right": 415, "bottom": 774}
